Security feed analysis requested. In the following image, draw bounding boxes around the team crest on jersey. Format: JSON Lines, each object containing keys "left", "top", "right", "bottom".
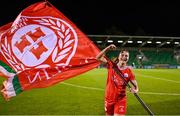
{"left": 119, "top": 105, "right": 125, "bottom": 112}
{"left": 0, "top": 16, "right": 78, "bottom": 73}
{"left": 123, "top": 73, "right": 128, "bottom": 78}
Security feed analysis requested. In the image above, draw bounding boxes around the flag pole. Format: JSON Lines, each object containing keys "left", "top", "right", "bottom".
{"left": 108, "top": 59, "right": 154, "bottom": 116}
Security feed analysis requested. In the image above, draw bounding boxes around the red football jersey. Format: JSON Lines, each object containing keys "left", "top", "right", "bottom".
{"left": 105, "top": 61, "right": 135, "bottom": 103}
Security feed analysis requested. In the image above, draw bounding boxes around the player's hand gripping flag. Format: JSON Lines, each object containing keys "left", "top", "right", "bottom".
{"left": 0, "top": 1, "right": 100, "bottom": 101}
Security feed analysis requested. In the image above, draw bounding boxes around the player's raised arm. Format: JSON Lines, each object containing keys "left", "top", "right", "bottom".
{"left": 96, "top": 44, "right": 116, "bottom": 64}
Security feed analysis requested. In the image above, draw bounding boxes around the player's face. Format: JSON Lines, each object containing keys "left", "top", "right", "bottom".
{"left": 118, "top": 51, "right": 129, "bottom": 62}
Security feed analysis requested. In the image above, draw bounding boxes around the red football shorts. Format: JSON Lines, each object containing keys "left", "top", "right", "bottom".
{"left": 105, "top": 97, "right": 127, "bottom": 115}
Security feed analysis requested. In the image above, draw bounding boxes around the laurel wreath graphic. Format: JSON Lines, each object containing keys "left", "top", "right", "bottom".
{"left": 34, "top": 18, "right": 75, "bottom": 64}
{"left": 0, "top": 17, "right": 75, "bottom": 73}
{"left": 11, "top": 17, "right": 28, "bottom": 33}
{"left": 0, "top": 17, "right": 30, "bottom": 73}
{"left": 1, "top": 36, "right": 26, "bottom": 72}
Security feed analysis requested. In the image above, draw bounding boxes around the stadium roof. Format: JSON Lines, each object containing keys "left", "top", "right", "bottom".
{"left": 88, "top": 35, "right": 180, "bottom": 49}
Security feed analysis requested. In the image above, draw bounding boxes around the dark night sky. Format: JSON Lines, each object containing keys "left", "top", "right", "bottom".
{"left": 0, "top": 0, "right": 180, "bottom": 36}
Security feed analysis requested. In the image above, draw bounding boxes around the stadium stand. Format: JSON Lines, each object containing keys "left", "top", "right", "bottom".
{"left": 88, "top": 35, "right": 180, "bottom": 69}
{"left": 106, "top": 49, "right": 179, "bottom": 68}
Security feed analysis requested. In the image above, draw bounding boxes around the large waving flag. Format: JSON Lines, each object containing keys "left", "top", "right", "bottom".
{"left": 0, "top": 1, "right": 100, "bottom": 101}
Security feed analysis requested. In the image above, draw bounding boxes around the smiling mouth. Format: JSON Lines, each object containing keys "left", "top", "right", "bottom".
{"left": 120, "top": 58, "right": 127, "bottom": 61}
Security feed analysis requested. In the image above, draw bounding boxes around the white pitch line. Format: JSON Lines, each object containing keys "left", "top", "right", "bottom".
{"left": 61, "top": 82, "right": 104, "bottom": 91}
{"left": 136, "top": 73, "right": 180, "bottom": 84}
{"left": 61, "top": 82, "right": 180, "bottom": 96}
{"left": 138, "top": 91, "right": 180, "bottom": 96}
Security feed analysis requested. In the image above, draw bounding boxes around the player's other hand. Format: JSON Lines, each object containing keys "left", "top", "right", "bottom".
{"left": 106, "top": 44, "right": 116, "bottom": 50}
{"left": 130, "top": 87, "right": 139, "bottom": 93}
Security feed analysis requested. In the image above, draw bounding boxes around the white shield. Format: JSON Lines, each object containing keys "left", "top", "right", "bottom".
{"left": 11, "top": 24, "right": 57, "bottom": 67}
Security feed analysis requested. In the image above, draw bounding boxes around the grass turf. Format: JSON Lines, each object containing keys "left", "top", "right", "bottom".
{"left": 0, "top": 69, "right": 180, "bottom": 115}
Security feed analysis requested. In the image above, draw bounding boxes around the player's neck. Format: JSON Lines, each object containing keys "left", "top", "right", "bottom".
{"left": 118, "top": 61, "right": 126, "bottom": 68}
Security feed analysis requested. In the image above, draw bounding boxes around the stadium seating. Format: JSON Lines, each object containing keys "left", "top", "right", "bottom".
{"left": 141, "top": 50, "right": 178, "bottom": 65}
{"left": 106, "top": 49, "right": 179, "bottom": 68}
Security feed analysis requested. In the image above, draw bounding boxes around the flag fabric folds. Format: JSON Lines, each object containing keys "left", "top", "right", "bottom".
{"left": 0, "top": 1, "right": 100, "bottom": 101}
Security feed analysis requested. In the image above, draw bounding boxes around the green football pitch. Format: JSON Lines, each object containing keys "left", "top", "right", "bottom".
{"left": 0, "top": 69, "right": 180, "bottom": 115}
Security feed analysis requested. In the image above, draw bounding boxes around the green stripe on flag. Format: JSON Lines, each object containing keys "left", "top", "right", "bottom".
{"left": 0, "top": 60, "right": 16, "bottom": 73}
{"left": 13, "top": 75, "right": 23, "bottom": 94}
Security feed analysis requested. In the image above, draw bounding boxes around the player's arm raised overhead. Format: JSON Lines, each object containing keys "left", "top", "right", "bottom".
{"left": 96, "top": 44, "right": 116, "bottom": 64}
